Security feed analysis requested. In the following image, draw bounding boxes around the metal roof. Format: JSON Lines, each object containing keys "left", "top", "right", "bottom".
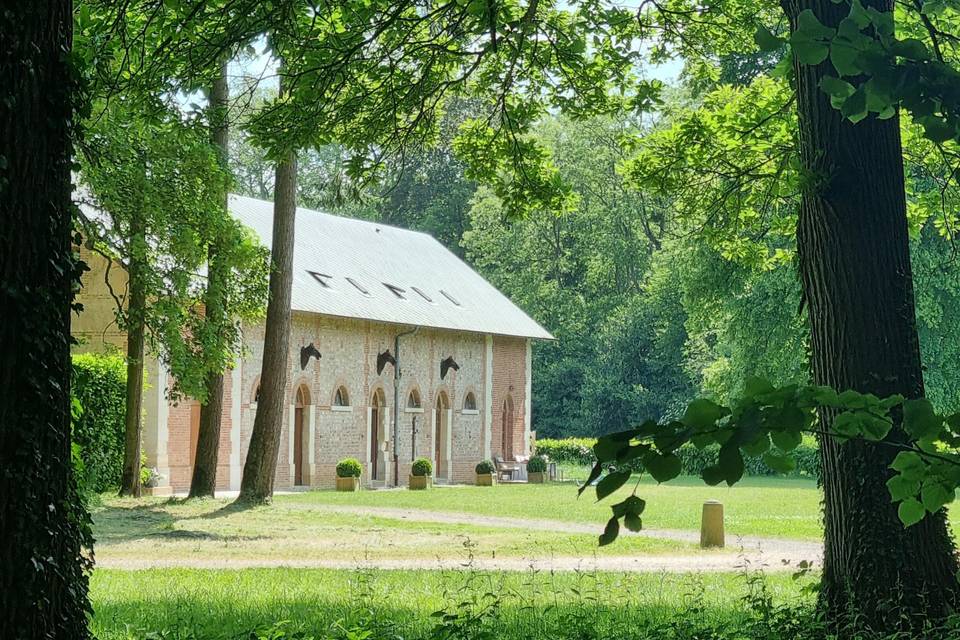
{"left": 230, "top": 194, "right": 553, "bottom": 340}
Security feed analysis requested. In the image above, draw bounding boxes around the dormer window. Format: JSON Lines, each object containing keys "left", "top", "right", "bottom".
{"left": 308, "top": 271, "right": 333, "bottom": 289}
{"left": 346, "top": 277, "right": 370, "bottom": 296}
{"left": 383, "top": 283, "right": 406, "bottom": 299}
{"left": 440, "top": 289, "right": 461, "bottom": 306}
{"left": 411, "top": 286, "right": 433, "bottom": 303}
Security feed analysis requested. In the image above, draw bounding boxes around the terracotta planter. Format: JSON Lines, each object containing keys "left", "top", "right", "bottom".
{"left": 476, "top": 473, "right": 495, "bottom": 486}
{"left": 528, "top": 471, "right": 546, "bottom": 484}
{"left": 409, "top": 474, "right": 433, "bottom": 490}
{"left": 336, "top": 476, "right": 361, "bottom": 492}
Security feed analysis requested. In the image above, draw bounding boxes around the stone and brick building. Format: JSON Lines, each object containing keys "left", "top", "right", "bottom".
{"left": 74, "top": 194, "right": 552, "bottom": 493}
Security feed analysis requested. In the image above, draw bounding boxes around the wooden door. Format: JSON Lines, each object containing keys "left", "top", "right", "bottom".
{"left": 294, "top": 406, "right": 304, "bottom": 486}
{"left": 371, "top": 406, "right": 379, "bottom": 480}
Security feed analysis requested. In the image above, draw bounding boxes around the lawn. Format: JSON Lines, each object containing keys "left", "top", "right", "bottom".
{"left": 91, "top": 493, "right": 690, "bottom": 568}
{"left": 281, "top": 475, "right": 826, "bottom": 540}
{"left": 89, "top": 567, "right": 815, "bottom": 639}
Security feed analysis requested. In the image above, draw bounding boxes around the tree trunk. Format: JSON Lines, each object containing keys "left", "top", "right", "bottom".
{"left": 119, "top": 209, "right": 147, "bottom": 497}
{"left": 190, "top": 62, "right": 230, "bottom": 498}
{"left": 0, "top": 2, "right": 93, "bottom": 637}
{"left": 784, "top": 0, "right": 960, "bottom": 628}
{"left": 237, "top": 77, "right": 298, "bottom": 505}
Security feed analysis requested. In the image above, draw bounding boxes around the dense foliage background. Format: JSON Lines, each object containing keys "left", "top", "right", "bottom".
{"left": 230, "top": 92, "right": 960, "bottom": 440}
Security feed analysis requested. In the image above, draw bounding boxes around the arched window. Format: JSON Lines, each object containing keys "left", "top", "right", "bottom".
{"left": 253, "top": 383, "right": 261, "bottom": 404}
{"left": 463, "top": 392, "right": 477, "bottom": 411}
{"left": 333, "top": 385, "right": 350, "bottom": 407}
{"left": 407, "top": 388, "right": 422, "bottom": 409}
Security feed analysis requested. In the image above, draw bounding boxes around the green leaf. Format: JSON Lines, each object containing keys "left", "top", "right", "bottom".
{"left": 598, "top": 516, "right": 620, "bottom": 546}
{"left": 898, "top": 498, "right": 925, "bottom": 527}
{"left": 644, "top": 452, "right": 682, "bottom": 483}
{"left": 921, "top": 481, "right": 955, "bottom": 513}
{"left": 683, "top": 398, "right": 726, "bottom": 429}
{"left": 578, "top": 463, "right": 603, "bottom": 497}
{"left": 790, "top": 10, "right": 835, "bottom": 65}
{"left": 841, "top": 86, "right": 868, "bottom": 123}
{"left": 890, "top": 38, "right": 930, "bottom": 61}
{"left": 771, "top": 429, "right": 803, "bottom": 452}
{"left": 742, "top": 434, "right": 771, "bottom": 457}
{"left": 612, "top": 495, "right": 646, "bottom": 518}
{"left": 624, "top": 512, "right": 643, "bottom": 532}
{"left": 596, "top": 470, "right": 631, "bottom": 501}
{"left": 848, "top": 0, "right": 871, "bottom": 29}
{"left": 718, "top": 444, "right": 745, "bottom": 486}
{"left": 791, "top": 39, "right": 830, "bottom": 66}
{"left": 830, "top": 35, "right": 863, "bottom": 76}
{"left": 762, "top": 452, "right": 797, "bottom": 474}
{"left": 919, "top": 116, "right": 956, "bottom": 144}
{"left": 744, "top": 376, "right": 775, "bottom": 399}
{"left": 813, "top": 386, "right": 840, "bottom": 407}
{"left": 890, "top": 451, "right": 926, "bottom": 481}
{"left": 594, "top": 437, "right": 626, "bottom": 463}
{"left": 702, "top": 464, "right": 726, "bottom": 486}
{"left": 797, "top": 9, "right": 836, "bottom": 39}
{"left": 903, "top": 398, "right": 942, "bottom": 441}
{"left": 861, "top": 415, "right": 892, "bottom": 441}
{"left": 886, "top": 474, "right": 920, "bottom": 501}
{"left": 833, "top": 411, "right": 861, "bottom": 440}
{"left": 754, "top": 26, "right": 785, "bottom": 52}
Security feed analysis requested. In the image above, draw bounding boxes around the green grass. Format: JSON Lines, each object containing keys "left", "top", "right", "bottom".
{"left": 282, "top": 475, "right": 825, "bottom": 540}
{"left": 90, "top": 494, "right": 689, "bottom": 566}
{"left": 89, "top": 567, "right": 814, "bottom": 639}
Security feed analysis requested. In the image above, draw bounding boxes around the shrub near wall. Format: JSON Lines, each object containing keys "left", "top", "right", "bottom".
{"left": 72, "top": 352, "right": 127, "bottom": 492}
{"left": 536, "top": 436, "right": 820, "bottom": 479}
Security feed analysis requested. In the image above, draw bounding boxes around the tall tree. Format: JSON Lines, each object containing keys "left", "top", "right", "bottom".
{"left": 0, "top": 2, "right": 93, "bottom": 636}
{"left": 238, "top": 72, "right": 298, "bottom": 505}
{"left": 119, "top": 200, "right": 148, "bottom": 496}
{"left": 190, "top": 62, "right": 232, "bottom": 498}
{"left": 595, "top": 0, "right": 960, "bottom": 628}
{"left": 784, "top": 0, "right": 958, "bottom": 623}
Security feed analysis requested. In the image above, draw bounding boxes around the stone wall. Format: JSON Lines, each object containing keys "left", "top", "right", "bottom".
{"left": 74, "top": 248, "right": 533, "bottom": 491}
{"left": 238, "top": 313, "right": 524, "bottom": 488}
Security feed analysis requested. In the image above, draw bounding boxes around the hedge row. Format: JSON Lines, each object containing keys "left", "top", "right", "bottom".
{"left": 536, "top": 436, "right": 820, "bottom": 479}
{"left": 72, "top": 352, "right": 127, "bottom": 493}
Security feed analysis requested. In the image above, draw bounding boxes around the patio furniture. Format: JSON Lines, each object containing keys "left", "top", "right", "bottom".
{"left": 494, "top": 456, "right": 521, "bottom": 481}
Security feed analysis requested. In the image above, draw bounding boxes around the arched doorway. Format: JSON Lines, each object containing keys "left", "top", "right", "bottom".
{"left": 294, "top": 385, "right": 310, "bottom": 486}
{"left": 434, "top": 392, "right": 450, "bottom": 481}
{"left": 370, "top": 389, "right": 386, "bottom": 481}
{"left": 501, "top": 396, "right": 514, "bottom": 460}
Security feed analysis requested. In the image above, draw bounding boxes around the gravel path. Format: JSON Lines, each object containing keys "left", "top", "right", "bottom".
{"left": 97, "top": 503, "right": 822, "bottom": 573}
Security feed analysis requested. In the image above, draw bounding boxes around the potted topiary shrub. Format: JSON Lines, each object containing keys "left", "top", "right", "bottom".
{"left": 527, "top": 455, "right": 548, "bottom": 483}
{"left": 475, "top": 460, "right": 495, "bottom": 486}
{"left": 336, "top": 458, "right": 362, "bottom": 491}
{"left": 409, "top": 457, "right": 433, "bottom": 490}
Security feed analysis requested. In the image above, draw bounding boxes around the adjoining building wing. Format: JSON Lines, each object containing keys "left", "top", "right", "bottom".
{"left": 229, "top": 194, "right": 553, "bottom": 341}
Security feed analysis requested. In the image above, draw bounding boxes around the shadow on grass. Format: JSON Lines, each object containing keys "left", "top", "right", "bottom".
{"left": 91, "top": 498, "right": 262, "bottom": 546}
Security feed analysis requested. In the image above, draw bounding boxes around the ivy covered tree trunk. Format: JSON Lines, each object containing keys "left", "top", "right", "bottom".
{"left": 784, "top": 0, "right": 960, "bottom": 627}
{"left": 238, "top": 73, "right": 298, "bottom": 504}
{"left": 0, "top": 1, "right": 93, "bottom": 637}
{"left": 190, "top": 62, "right": 230, "bottom": 498}
{"left": 119, "top": 208, "right": 147, "bottom": 497}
